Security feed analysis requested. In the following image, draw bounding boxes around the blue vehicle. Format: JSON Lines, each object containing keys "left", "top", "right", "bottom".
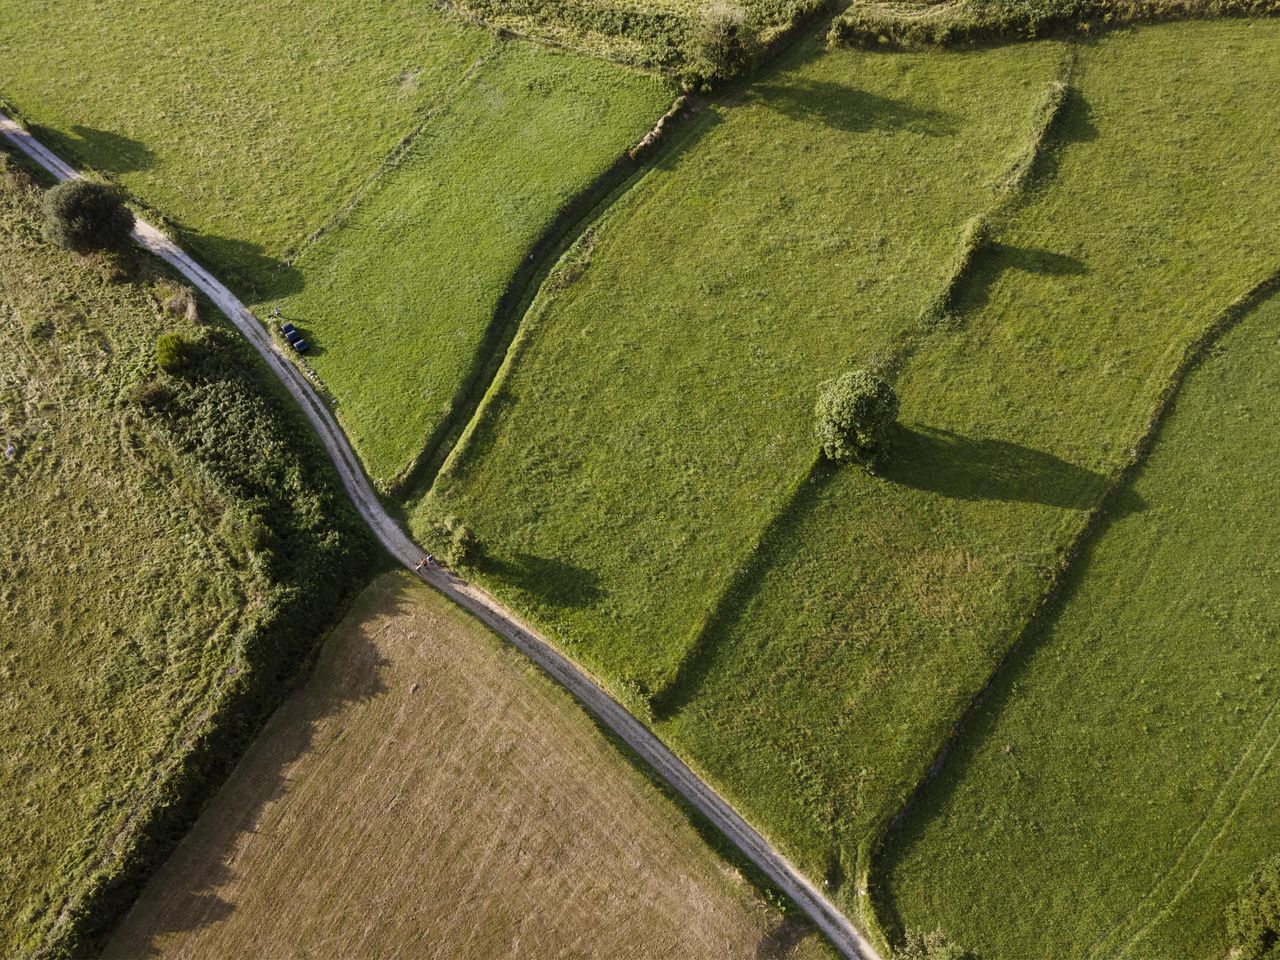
{"left": 292, "top": 339, "right": 310, "bottom": 353}
{"left": 281, "top": 322, "right": 296, "bottom": 336}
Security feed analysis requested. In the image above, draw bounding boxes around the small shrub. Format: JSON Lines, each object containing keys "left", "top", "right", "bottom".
{"left": 687, "top": 3, "right": 758, "bottom": 84}
{"left": 426, "top": 513, "right": 478, "bottom": 568}
{"left": 898, "top": 929, "right": 973, "bottom": 960}
{"left": 1226, "top": 854, "right": 1280, "bottom": 960}
{"left": 155, "top": 332, "right": 197, "bottom": 374}
{"left": 814, "top": 369, "right": 900, "bottom": 464}
{"left": 42, "top": 179, "right": 135, "bottom": 252}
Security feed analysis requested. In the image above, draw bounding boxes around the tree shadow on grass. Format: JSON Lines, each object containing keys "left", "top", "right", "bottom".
{"left": 102, "top": 582, "right": 399, "bottom": 957}
{"left": 34, "top": 123, "right": 155, "bottom": 174}
{"left": 186, "top": 232, "right": 304, "bottom": 302}
{"left": 483, "top": 551, "right": 605, "bottom": 610}
{"left": 751, "top": 78, "right": 957, "bottom": 136}
{"left": 879, "top": 425, "right": 1145, "bottom": 515}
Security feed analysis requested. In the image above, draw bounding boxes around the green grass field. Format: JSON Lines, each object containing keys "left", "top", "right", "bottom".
{"left": 879, "top": 286, "right": 1280, "bottom": 960}
{"left": 269, "top": 44, "right": 669, "bottom": 485}
{"left": 420, "top": 31, "right": 1067, "bottom": 692}
{"left": 0, "top": 161, "right": 370, "bottom": 957}
{"left": 422, "top": 18, "right": 1280, "bottom": 927}
{"left": 0, "top": 168, "right": 260, "bottom": 956}
{"left": 0, "top": 0, "right": 671, "bottom": 488}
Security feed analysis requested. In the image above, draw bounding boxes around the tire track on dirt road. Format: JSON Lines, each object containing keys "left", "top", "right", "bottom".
{"left": 0, "top": 111, "right": 880, "bottom": 960}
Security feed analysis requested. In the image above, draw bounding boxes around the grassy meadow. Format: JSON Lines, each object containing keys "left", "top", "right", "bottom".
{"left": 0, "top": 160, "right": 371, "bottom": 956}
{"left": 107, "top": 572, "right": 836, "bottom": 960}
{"left": 0, "top": 0, "right": 672, "bottom": 487}
{"left": 422, "top": 32, "right": 1068, "bottom": 692}
{"left": 880, "top": 288, "right": 1280, "bottom": 960}
{"left": 270, "top": 45, "right": 670, "bottom": 485}
{"left": 424, "top": 17, "right": 1280, "bottom": 924}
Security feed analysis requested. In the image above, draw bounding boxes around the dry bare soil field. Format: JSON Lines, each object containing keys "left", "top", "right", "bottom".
{"left": 107, "top": 572, "right": 834, "bottom": 960}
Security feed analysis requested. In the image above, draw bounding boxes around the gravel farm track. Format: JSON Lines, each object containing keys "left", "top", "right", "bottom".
{"left": 0, "top": 111, "right": 880, "bottom": 960}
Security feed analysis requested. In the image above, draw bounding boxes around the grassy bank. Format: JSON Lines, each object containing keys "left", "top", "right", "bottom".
{"left": 0, "top": 159, "right": 372, "bottom": 957}
{"left": 829, "top": 0, "right": 1280, "bottom": 48}
{"left": 880, "top": 287, "right": 1280, "bottom": 960}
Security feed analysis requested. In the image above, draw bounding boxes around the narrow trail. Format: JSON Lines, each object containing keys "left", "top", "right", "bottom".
{"left": 0, "top": 111, "right": 880, "bottom": 960}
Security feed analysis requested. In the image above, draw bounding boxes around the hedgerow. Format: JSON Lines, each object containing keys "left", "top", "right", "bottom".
{"left": 52, "top": 327, "right": 376, "bottom": 957}
{"left": 829, "top": 0, "right": 1280, "bottom": 48}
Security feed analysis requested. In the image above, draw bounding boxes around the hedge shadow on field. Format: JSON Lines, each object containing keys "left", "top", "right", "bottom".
{"left": 751, "top": 77, "right": 957, "bottom": 136}
{"left": 959, "top": 241, "right": 1088, "bottom": 313}
{"left": 105, "top": 588, "right": 397, "bottom": 957}
{"left": 651, "top": 457, "right": 831, "bottom": 720}
{"left": 880, "top": 425, "right": 1145, "bottom": 514}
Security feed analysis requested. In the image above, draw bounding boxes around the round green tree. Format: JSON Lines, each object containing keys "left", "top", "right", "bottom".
{"left": 814, "top": 369, "right": 899, "bottom": 463}
{"left": 42, "top": 179, "right": 135, "bottom": 252}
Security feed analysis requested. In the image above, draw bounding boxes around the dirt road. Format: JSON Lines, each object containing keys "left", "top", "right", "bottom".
{"left": 0, "top": 110, "right": 880, "bottom": 960}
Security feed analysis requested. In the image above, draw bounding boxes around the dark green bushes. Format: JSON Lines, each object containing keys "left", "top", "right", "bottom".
{"left": 424, "top": 512, "right": 479, "bottom": 568}
{"left": 687, "top": 3, "right": 761, "bottom": 83}
{"left": 815, "top": 369, "right": 900, "bottom": 463}
{"left": 42, "top": 179, "right": 134, "bottom": 252}
{"left": 1227, "top": 854, "right": 1280, "bottom": 960}
{"left": 155, "top": 332, "right": 197, "bottom": 373}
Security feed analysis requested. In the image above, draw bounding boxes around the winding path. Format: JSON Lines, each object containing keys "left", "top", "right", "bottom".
{"left": 0, "top": 111, "right": 880, "bottom": 960}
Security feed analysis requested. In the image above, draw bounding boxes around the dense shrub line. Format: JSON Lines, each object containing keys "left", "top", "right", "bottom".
{"left": 443, "top": 0, "right": 832, "bottom": 81}
{"left": 47, "top": 322, "right": 376, "bottom": 958}
{"left": 829, "top": 0, "right": 1280, "bottom": 49}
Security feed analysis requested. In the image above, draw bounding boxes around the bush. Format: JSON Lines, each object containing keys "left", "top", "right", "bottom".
{"left": 1227, "top": 854, "right": 1280, "bottom": 960}
{"left": 687, "top": 3, "right": 758, "bottom": 83}
{"left": 898, "top": 929, "right": 973, "bottom": 960}
{"left": 42, "top": 179, "right": 134, "bottom": 252}
{"left": 814, "top": 369, "right": 900, "bottom": 463}
{"left": 426, "top": 513, "right": 478, "bottom": 568}
{"left": 155, "top": 332, "right": 197, "bottom": 374}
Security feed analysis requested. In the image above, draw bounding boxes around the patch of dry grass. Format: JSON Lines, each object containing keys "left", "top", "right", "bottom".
{"left": 105, "top": 572, "right": 834, "bottom": 960}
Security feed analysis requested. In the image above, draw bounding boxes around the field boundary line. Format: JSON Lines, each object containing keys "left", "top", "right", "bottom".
{"left": 386, "top": 93, "right": 694, "bottom": 499}
{"left": 0, "top": 110, "right": 881, "bottom": 960}
{"left": 868, "top": 263, "right": 1280, "bottom": 946}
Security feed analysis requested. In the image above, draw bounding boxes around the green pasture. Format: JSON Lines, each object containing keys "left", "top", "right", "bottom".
{"left": 422, "top": 33, "right": 1067, "bottom": 696}
{"left": 0, "top": 0, "right": 489, "bottom": 285}
{"left": 0, "top": 170, "right": 256, "bottom": 954}
{"left": 664, "top": 18, "right": 1280, "bottom": 911}
{"left": 881, "top": 287, "right": 1280, "bottom": 960}
{"left": 270, "top": 45, "right": 669, "bottom": 485}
